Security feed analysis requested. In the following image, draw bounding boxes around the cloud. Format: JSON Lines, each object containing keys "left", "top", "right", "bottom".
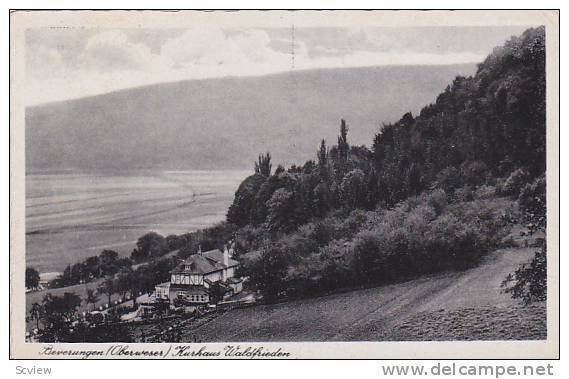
{"left": 25, "top": 26, "right": 490, "bottom": 106}
{"left": 161, "top": 28, "right": 228, "bottom": 67}
{"left": 26, "top": 43, "right": 64, "bottom": 76}
{"left": 78, "top": 30, "right": 164, "bottom": 72}
{"left": 159, "top": 28, "right": 295, "bottom": 76}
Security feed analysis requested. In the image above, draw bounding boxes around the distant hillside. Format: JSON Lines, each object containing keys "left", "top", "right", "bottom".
{"left": 26, "top": 64, "right": 476, "bottom": 171}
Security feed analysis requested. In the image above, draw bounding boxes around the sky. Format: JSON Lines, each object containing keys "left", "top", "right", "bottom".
{"left": 25, "top": 25, "right": 532, "bottom": 106}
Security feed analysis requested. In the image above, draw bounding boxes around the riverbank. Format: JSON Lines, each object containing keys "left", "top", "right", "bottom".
{"left": 26, "top": 170, "right": 248, "bottom": 272}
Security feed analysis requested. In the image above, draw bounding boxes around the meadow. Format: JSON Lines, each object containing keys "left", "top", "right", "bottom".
{"left": 26, "top": 170, "right": 248, "bottom": 273}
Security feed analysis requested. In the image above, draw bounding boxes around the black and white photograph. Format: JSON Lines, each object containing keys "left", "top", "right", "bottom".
{"left": 9, "top": 9, "right": 559, "bottom": 359}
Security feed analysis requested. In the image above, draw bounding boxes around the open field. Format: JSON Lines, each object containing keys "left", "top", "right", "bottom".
{"left": 26, "top": 278, "right": 125, "bottom": 316}
{"left": 379, "top": 304, "right": 546, "bottom": 341}
{"left": 25, "top": 170, "right": 248, "bottom": 272}
{"left": 129, "top": 243, "right": 544, "bottom": 342}
{"left": 25, "top": 278, "right": 153, "bottom": 331}
{"left": 27, "top": 279, "right": 103, "bottom": 313}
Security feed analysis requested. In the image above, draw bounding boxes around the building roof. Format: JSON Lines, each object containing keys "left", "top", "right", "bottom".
{"left": 155, "top": 282, "right": 170, "bottom": 288}
{"left": 204, "top": 249, "right": 238, "bottom": 266}
{"left": 171, "top": 249, "right": 239, "bottom": 275}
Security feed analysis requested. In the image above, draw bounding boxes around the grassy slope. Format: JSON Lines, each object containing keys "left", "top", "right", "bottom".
{"left": 26, "top": 278, "right": 119, "bottom": 315}
{"left": 167, "top": 232, "right": 545, "bottom": 342}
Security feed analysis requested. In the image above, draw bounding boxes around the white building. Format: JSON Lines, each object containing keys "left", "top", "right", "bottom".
{"left": 154, "top": 246, "right": 242, "bottom": 306}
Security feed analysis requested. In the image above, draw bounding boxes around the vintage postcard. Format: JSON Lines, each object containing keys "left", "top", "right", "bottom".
{"left": 9, "top": 9, "right": 559, "bottom": 359}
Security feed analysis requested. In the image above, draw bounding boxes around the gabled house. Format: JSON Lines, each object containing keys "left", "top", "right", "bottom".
{"left": 154, "top": 246, "right": 242, "bottom": 306}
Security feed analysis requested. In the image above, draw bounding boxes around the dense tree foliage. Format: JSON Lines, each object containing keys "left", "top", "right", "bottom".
{"left": 131, "top": 232, "right": 167, "bottom": 262}
{"left": 226, "top": 29, "right": 544, "bottom": 234}
{"left": 247, "top": 245, "right": 289, "bottom": 303}
{"left": 34, "top": 292, "right": 82, "bottom": 342}
{"left": 227, "top": 174, "right": 267, "bottom": 227}
{"left": 25, "top": 267, "right": 40, "bottom": 290}
{"left": 51, "top": 249, "right": 131, "bottom": 288}
{"left": 98, "top": 277, "right": 116, "bottom": 307}
{"left": 371, "top": 27, "right": 545, "bottom": 206}
{"left": 254, "top": 152, "right": 273, "bottom": 177}
{"left": 85, "top": 288, "right": 100, "bottom": 311}
{"left": 501, "top": 173, "right": 547, "bottom": 304}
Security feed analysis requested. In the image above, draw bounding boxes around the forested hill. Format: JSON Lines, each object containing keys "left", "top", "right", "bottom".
{"left": 227, "top": 26, "right": 545, "bottom": 229}
{"left": 370, "top": 26, "right": 546, "bottom": 205}
{"left": 218, "top": 27, "right": 546, "bottom": 304}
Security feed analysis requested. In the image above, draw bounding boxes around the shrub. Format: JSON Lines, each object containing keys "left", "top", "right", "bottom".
{"left": 248, "top": 245, "right": 290, "bottom": 303}
{"left": 427, "top": 189, "right": 448, "bottom": 216}
{"left": 401, "top": 205, "right": 436, "bottom": 251}
{"left": 381, "top": 229, "right": 415, "bottom": 280}
{"left": 518, "top": 175, "right": 546, "bottom": 226}
{"left": 319, "top": 259, "right": 355, "bottom": 292}
{"left": 319, "top": 239, "right": 353, "bottom": 260}
{"left": 306, "top": 210, "right": 370, "bottom": 247}
{"left": 338, "top": 210, "right": 370, "bottom": 238}
{"left": 310, "top": 220, "right": 336, "bottom": 247}
{"left": 422, "top": 214, "right": 481, "bottom": 270}
{"left": 233, "top": 225, "right": 270, "bottom": 258}
{"left": 350, "top": 231, "right": 385, "bottom": 285}
{"left": 339, "top": 169, "right": 367, "bottom": 209}
{"left": 165, "top": 234, "right": 184, "bottom": 251}
{"left": 449, "top": 199, "right": 512, "bottom": 249}
{"left": 453, "top": 186, "right": 475, "bottom": 202}
{"left": 460, "top": 161, "right": 488, "bottom": 187}
{"left": 474, "top": 185, "right": 496, "bottom": 200}
{"left": 266, "top": 188, "right": 297, "bottom": 233}
{"left": 500, "top": 168, "right": 530, "bottom": 197}
{"left": 279, "top": 232, "right": 318, "bottom": 261}
{"left": 436, "top": 166, "right": 462, "bottom": 194}
{"left": 26, "top": 267, "right": 40, "bottom": 290}
{"left": 502, "top": 244, "right": 547, "bottom": 304}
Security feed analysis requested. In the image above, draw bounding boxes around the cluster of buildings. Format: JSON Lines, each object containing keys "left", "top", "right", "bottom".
{"left": 153, "top": 245, "right": 243, "bottom": 308}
